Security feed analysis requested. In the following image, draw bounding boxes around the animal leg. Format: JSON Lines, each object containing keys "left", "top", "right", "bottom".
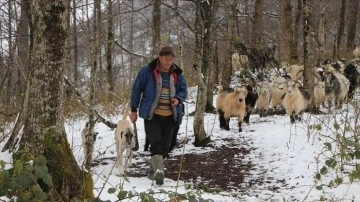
{"left": 238, "top": 121, "right": 243, "bottom": 132}
{"left": 244, "top": 114, "right": 250, "bottom": 123}
{"left": 225, "top": 118, "right": 230, "bottom": 131}
{"left": 218, "top": 110, "right": 226, "bottom": 129}
{"left": 125, "top": 149, "right": 133, "bottom": 169}
{"left": 116, "top": 147, "right": 126, "bottom": 174}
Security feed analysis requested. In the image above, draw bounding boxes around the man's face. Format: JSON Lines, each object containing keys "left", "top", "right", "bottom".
{"left": 159, "top": 55, "right": 174, "bottom": 71}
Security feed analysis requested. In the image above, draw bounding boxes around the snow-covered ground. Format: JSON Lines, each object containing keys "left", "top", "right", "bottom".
{"left": 2, "top": 86, "right": 360, "bottom": 201}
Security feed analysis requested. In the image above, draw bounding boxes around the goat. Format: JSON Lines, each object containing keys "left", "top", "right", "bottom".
{"left": 313, "top": 81, "right": 326, "bottom": 108}
{"left": 269, "top": 81, "right": 287, "bottom": 110}
{"left": 343, "top": 63, "right": 359, "bottom": 99}
{"left": 216, "top": 85, "right": 247, "bottom": 132}
{"left": 234, "top": 42, "right": 278, "bottom": 71}
{"left": 353, "top": 46, "right": 360, "bottom": 59}
{"left": 281, "top": 62, "right": 304, "bottom": 81}
{"left": 255, "top": 82, "right": 271, "bottom": 117}
{"left": 232, "top": 52, "right": 249, "bottom": 72}
{"left": 282, "top": 81, "right": 311, "bottom": 123}
{"left": 244, "top": 85, "right": 259, "bottom": 123}
{"left": 324, "top": 71, "right": 350, "bottom": 110}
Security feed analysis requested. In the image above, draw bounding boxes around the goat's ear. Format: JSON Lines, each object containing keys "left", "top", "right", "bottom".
{"left": 120, "top": 131, "right": 124, "bottom": 138}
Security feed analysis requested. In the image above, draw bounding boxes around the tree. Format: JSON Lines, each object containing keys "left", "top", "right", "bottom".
{"left": 204, "top": 1, "right": 219, "bottom": 111}
{"left": 18, "top": 1, "right": 93, "bottom": 200}
{"left": 193, "top": 0, "right": 210, "bottom": 147}
{"left": 106, "top": 0, "right": 114, "bottom": 94}
{"left": 333, "top": 0, "right": 346, "bottom": 59}
{"left": 346, "top": 0, "right": 360, "bottom": 56}
{"left": 252, "top": 0, "right": 264, "bottom": 49}
{"left": 302, "top": 0, "right": 315, "bottom": 112}
{"left": 279, "top": 0, "right": 296, "bottom": 63}
{"left": 152, "top": 0, "right": 161, "bottom": 55}
{"left": 221, "top": 0, "right": 236, "bottom": 88}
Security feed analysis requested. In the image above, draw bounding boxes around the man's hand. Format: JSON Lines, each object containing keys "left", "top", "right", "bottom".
{"left": 129, "top": 112, "right": 138, "bottom": 123}
{"left": 171, "top": 98, "right": 179, "bottom": 106}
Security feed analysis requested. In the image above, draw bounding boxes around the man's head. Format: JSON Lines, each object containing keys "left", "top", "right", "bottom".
{"left": 158, "top": 45, "right": 175, "bottom": 72}
{"left": 158, "top": 46, "right": 176, "bottom": 57}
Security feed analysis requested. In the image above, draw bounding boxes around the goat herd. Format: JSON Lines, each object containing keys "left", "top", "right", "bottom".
{"left": 217, "top": 47, "right": 360, "bottom": 132}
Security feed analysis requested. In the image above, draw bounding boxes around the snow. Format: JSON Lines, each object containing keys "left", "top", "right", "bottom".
{"left": 1, "top": 86, "right": 360, "bottom": 202}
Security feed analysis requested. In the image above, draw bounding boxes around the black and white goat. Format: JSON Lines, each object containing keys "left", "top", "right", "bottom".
{"left": 324, "top": 71, "right": 350, "bottom": 110}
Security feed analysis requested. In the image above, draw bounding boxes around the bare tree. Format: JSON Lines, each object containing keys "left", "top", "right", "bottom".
{"left": 19, "top": 1, "right": 93, "bottom": 199}
{"left": 84, "top": 0, "right": 101, "bottom": 170}
{"left": 252, "top": 0, "right": 264, "bottom": 49}
{"left": 333, "top": 0, "right": 346, "bottom": 59}
{"left": 303, "top": 0, "right": 316, "bottom": 111}
{"left": 318, "top": 0, "right": 325, "bottom": 60}
{"left": 106, "top": 0, "right": 114, "bottom": 94}
{"left": 153, "top": 0, "right": 161, "bottom": 55}
{"left": 278, "top": 0, "right": 296, "bottom": 63}
{"left": 346, "top": 0, "right": 360, "bottom": 56}
{"left": 72, "top": 0, "right": 79, "bottom": 87}
{"left": 205, "top": 1, "right": 219, "bottom": 111}
{"left": 293, "top": 0, "right": 302, "bottom": 62}
{"left": 220, "top": 0, "right": 236, "bottom": 88}
{"left": 193, "top": 0, "right": 210, "bottom": 147}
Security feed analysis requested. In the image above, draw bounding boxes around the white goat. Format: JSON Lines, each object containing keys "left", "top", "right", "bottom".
{"left": 216, "top": 85, "right": 248, "bottom": 132}
{"left": 255, "top": 83, "right": 271, "bottom": 117}
{"left": 313, "top": 81, "right": 326, "bottom": 108}
{"left": 282, "top": 62, "right": 304, "bottom": 81}
{"left": 282, "top": 81, "right": 311, "bottom": 123}
{"left": 353, "top": 46, "right": 360, "bottom": 59}
{"left": 232, "top": 52, "right": 249, "bottom": 72}
{"left": 269, "top": 81, "right": 287, "bottom": 110}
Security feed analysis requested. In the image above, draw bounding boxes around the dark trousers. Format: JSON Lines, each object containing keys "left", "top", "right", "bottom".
{"left": 144, "top": 114, "right": 176, "bottom": 157}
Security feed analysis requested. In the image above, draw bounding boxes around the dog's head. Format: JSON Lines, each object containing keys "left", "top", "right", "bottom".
{"left": 121, "top": 128, "right": 136, "bottom": 147}
{"left": 115, "top": 120, "right": 136, "bottom": 148}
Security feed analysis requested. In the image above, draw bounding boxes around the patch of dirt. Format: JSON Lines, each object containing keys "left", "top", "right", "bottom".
{"left": 164, "top": 146, "right": 252, "bottom": 191}
{"left": 94, "top": 137, "right": 288, "bottom": 195}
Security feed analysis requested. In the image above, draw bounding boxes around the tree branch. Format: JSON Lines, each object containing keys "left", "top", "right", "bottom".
{"left": 63, "top": 75, "right": 117, "bottom": 129}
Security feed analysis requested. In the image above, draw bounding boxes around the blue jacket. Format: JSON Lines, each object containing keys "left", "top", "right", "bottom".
{"left": 130, "top": 58, "right": 188, "bottom": 124}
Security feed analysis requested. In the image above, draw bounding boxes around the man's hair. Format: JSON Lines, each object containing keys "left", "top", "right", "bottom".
{"left": 158, "top": 46, "right": 176, "bottom": 57}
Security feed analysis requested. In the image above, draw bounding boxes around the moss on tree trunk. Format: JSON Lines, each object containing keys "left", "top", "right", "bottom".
{"left": 43, "top": 130, "right": 94, "bottom": 200}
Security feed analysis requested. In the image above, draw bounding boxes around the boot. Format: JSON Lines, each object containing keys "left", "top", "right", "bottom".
{"left": 151, "top": 154, "right": 164, "bottom": 185}
{"left": 147, "top": 162, "right": 154, "bottom": 180}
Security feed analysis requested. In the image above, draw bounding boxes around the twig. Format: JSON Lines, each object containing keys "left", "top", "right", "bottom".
{"left": 63, "top": 75, "right": 117, "bottom": 129}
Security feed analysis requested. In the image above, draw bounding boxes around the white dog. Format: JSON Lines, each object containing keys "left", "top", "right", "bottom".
{"left": 114, "top": 119, "right": 136, "bottom": 175}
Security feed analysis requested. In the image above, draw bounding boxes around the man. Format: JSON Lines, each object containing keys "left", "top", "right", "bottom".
{"left": 129, "top": 45, "right": 187, "bottom": 185}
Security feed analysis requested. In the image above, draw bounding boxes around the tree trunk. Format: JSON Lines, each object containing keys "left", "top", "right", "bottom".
{"left": 72, "top": 0, "right": 79, "bottom": 87}
{"left": 251, "top": 0, "right": 264, "bottom": 49}
{"left": 279, "top": 0, "right": 295, "bottom": 63}
{"left": 193, "top": 0, "right": 210, "bottom": 147}
{"left": 318, "top": 0, "right": 325, "bottom": 60}
{"left": 106, "top": 0, "right": 114, "bottom": 95}
{"left": 205, "top": 1, "right": 219, "bottom": 112}
{"left": 293, "top": 0, "right": 302, "bottom": 62}
{"left": 152, "top": 0, "right": 161, "bottom": 56}
{"left": 19, "top": 1, "right": 93, "bottom": 200}
{"left": 303, "top": 0, "right": 316, "bottom": 112}
{"left": 221, "top": 0, "right": 236, "bottom": 88}
{"left": 346, "top": 0, "right": 360, "bottom": 56}
{"left": 84, "top": 0, "right": 101, "bottom": 170}
{"left": 16, "top": 0, "right": 29, "bottom": 100}
{"left": 333, "top": 0, "right": 346, "bottom": 59}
